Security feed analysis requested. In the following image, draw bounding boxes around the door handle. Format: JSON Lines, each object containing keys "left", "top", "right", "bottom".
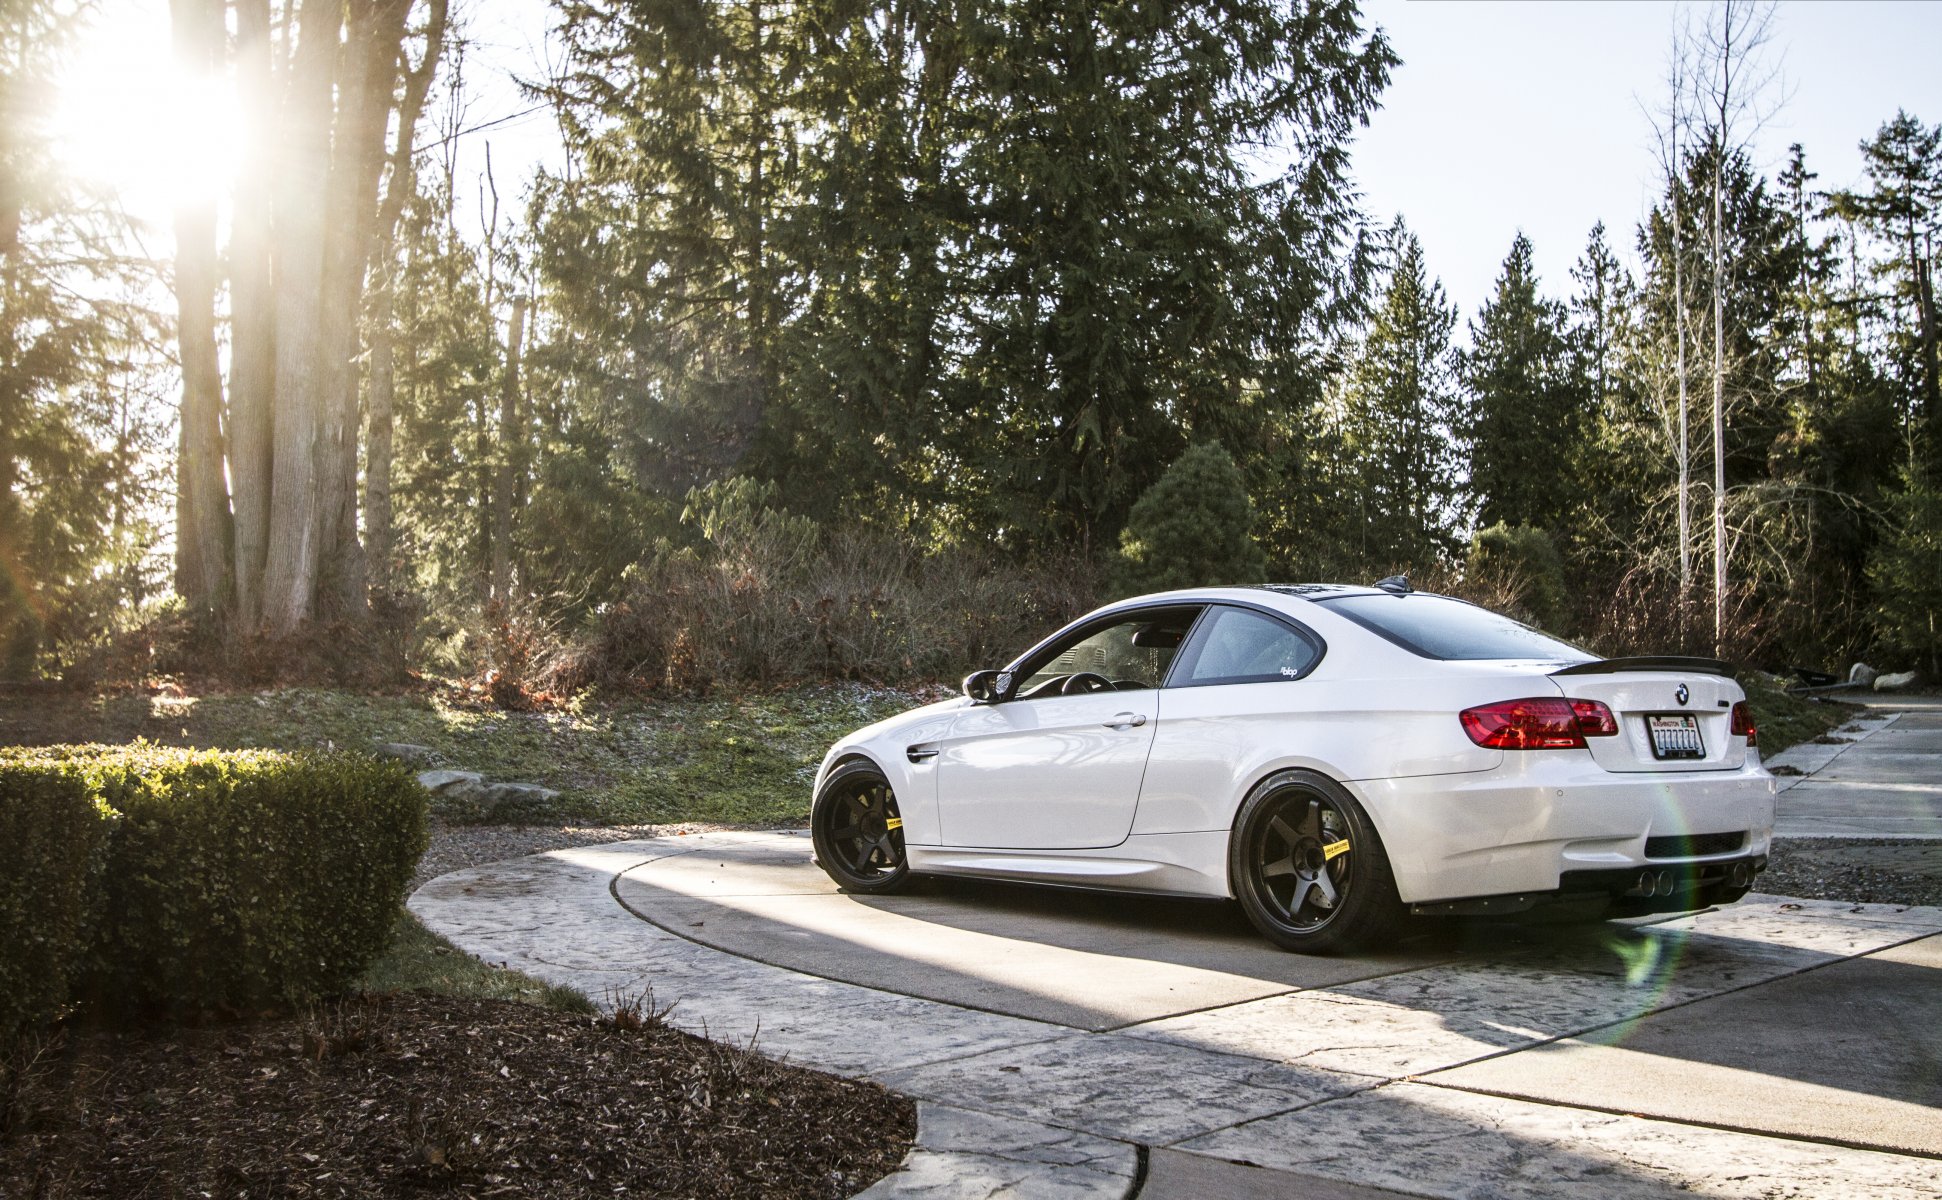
{"left": 1102, "top": 712, "right": 1148, "bottom": 730}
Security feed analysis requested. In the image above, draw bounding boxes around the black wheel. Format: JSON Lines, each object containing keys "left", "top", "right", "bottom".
{"left": 811, "top": 759, "right": 911, "bottom": 893}
{"left": 1229, "top": 770, "right": 1405, "bottom": 954}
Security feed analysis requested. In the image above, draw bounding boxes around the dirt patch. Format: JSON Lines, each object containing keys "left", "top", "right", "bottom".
{"left": 2, "top": 992, "right": 914, "bottom": 1199}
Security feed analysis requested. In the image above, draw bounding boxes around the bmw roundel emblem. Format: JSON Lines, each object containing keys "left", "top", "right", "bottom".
{"left": 1675, "top": 684, "right": 1690, "bottom": 706}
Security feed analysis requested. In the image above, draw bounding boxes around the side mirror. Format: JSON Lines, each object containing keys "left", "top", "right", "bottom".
{"left": 962, "top": 669, "right": 1015, "bottom": 704}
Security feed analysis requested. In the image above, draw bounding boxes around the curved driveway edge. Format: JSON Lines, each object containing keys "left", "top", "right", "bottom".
{"left": 411, "top": 832, "right": 1942, "bottom": 1199}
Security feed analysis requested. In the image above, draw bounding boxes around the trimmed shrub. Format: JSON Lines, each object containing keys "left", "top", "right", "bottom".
{"left": 0, "top": 745, "right": 427, "bottom": 1015}
{"left": 0, "top": 759, "right": 118, "bottom": 1038}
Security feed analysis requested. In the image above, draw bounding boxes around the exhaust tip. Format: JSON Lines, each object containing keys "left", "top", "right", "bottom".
{"left": 1655, "top": 870, "right": 1675, "bottom": 897}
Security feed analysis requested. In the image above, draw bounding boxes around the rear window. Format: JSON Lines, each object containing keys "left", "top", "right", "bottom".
{"left": 1317, "top": 593, "right": 1586, "bottom": 661}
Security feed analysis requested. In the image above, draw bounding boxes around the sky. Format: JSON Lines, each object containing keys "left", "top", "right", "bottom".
{"left": 48, "top": 0, "right": 1942, "bottom": 335}
{"left": 1353, "top": 0, "right": 1942, "bottom": 325}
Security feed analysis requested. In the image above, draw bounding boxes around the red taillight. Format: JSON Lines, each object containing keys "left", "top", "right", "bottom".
{"left": 1731, "top": 701, "right": 1757, "bottom": 746}
{"left": 1570, "top": 699, "right": 1619, "bottom": 737}
{"left": 1460, "top": 697, "right": 1608, "bottom": 750}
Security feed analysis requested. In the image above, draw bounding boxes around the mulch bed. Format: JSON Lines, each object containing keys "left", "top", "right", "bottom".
{"left": 2, "top": 993, "right": 915, "bottom": 1199}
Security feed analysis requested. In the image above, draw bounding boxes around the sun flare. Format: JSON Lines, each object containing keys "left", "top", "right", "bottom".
{"left": 50, "top": 1, "right": 245, "bottom": 219}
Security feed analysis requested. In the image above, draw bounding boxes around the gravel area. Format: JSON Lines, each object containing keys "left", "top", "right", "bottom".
{"left": 1763, "top": 837, "right": 1942, "bottom": 909}
{"left": 411, "top": 821, "right": 774, "bottom": 890}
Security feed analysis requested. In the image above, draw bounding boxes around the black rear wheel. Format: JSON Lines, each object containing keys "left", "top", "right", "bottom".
{"left": 1230, "top": 770, "right": 1404, "bottom": 954}
{"left": 811, "top": 759, "right": 911, "bottom": 893}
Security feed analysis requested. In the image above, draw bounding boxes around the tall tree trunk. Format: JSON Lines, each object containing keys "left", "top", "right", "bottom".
{"left": 316, "top": 0, "right": 413, "bottom": 618}
{"left": 365, "top": 285, "right": 397, "bottom": 588}
{"left": 261, "top": 0, "right": 341, "bottom": 635}
{"left": 362, "top": 0, "right": 447, "bottom": 595}
{"left": 229, "top": 0, "right": 276, "bottom": 627}
{"left": 170, "top": 0, "right": 230, "bottom": 613}
{"left": 491, "top": 296, "right": 526, "bottom": 605}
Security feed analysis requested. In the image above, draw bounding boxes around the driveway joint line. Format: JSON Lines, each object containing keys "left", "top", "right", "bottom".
{"left": 1412, "top": 1076, "right": 1942, "bottom": 1163}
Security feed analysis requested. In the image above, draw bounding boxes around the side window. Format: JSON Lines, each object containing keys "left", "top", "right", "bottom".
{"left": 1016, "top": 608, "right": 1200, "bottom": 698}
{"left": 1171, "top": 607, "right": 1321, "bottom": 686}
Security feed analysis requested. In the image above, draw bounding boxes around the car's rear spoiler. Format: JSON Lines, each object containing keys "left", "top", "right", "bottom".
{"left": 1550, "top": 656, "right": 1733, "bottom": 677}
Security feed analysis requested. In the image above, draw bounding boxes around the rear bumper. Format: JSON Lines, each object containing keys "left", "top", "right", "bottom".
{"left": 1349, "top": 753, "right": 1777, "bottom": 905}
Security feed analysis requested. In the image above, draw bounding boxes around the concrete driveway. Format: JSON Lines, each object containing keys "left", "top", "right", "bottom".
{"left": 413, "top": 828, "right": 1942, "bottom": 1199}
{"left": 1770, "top": 695, "right": 1942, "bottom": 838}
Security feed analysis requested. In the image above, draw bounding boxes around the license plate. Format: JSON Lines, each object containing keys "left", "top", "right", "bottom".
{"left": 1648, "top": 714, "right": 1705, "bottom": 760}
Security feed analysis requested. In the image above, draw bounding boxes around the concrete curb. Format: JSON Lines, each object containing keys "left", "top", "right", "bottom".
{"left": 855, "top": 1104, "right": 1138, "bottom": 1199}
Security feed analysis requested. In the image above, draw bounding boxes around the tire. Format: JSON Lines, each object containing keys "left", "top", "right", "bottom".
{"left": 811, "top": 759, "right": 912, "bottom": 894}
{"left": 1229, "top": 769, "right": 1406, "bottom": 954}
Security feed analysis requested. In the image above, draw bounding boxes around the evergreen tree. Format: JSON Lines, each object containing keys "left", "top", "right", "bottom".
{"left": 1331, "top": 222, "right": 1466, "bottom": 567}
{"left": 1113, "top": 443, "right": 1268, "bottom": 595}
{"left": 0, "top": 0, "right": 157, "bottom": 676}
{"left": 1834, "top": 111, "right": 1942, "bottom": 466}
{"left": 1868, "top": 468, "right": 1942, "bottom": 678}
{"left": 1462, "top": 233, "right": 1584, "bottom": 536}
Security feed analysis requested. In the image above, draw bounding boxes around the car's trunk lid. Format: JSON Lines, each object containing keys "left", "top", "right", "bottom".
{"left": 1549, "top": 657, "right": 1746, "bottom": 772}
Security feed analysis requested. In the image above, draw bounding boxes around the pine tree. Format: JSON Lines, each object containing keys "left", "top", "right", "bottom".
{"left": 0, "top": 0, "right": 156, "bottom": 676}
{"left": 1834, "top": 111, "right": 1942, "bottom": 466}
{"left": 1462, "top": 233, "right": 1584, "bottom": 536}
{"left": 1332, "top": 222, "right": 1466, "bottom": 568}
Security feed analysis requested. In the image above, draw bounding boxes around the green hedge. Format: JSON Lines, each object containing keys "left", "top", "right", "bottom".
{"left": 0, "top": 758, "right": 118, "bottom": 1037}
{"left": 0, "top": 746, "right": 426, "bottom": 1021}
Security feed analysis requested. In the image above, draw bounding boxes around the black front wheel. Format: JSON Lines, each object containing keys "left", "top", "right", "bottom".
{"left": 811, "top": 759, "right": 912, "bottom": 893}
{"left": 1229, "top": 770, "right": 1405, "bottom": 954}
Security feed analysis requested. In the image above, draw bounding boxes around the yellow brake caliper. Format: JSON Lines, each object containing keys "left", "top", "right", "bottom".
{"left": 1322, "top": 838, "right": 1351, "bottom": 862}
{"left": 886, "top": 817, "right": 903, "bottom": 831}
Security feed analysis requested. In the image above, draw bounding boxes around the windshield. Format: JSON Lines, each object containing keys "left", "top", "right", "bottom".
{"left": 1317, "top": 593, "right": 1587, "bottom": 661}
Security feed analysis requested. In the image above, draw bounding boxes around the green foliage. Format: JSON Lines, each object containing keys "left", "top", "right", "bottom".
{"left": 1463, "top": 234, "right": 1587, "bottom": 536}
{"left": 1113, "top": 443, "right": 1268, "bottom": 595}
{"left": 1302, "top": 222, "right": 1466, "bottom": 572}
{"left": 1466, "top": 524, "right": 1569, "bottom": 633}
{"left": 0, "top": 760, "right": 118, "bottom": 1037}
{"left": 0, "top": 745, "right": 427, "bottom": 1016}
{"left": 531, "top": 0, "right": 1395, "bottom": 560}
{"left": 1868, "top": 470, "right": 1942, "bottom": 677}
{"left": 0, "top": 0, "right": 169, "bottom": 679}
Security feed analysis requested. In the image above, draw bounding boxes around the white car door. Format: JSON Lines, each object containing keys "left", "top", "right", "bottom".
{"left": 935, "top": 606, "right": 1201, "bottom": 850}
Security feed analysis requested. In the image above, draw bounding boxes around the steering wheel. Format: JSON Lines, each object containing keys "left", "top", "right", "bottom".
{"left": 1061, "top": 671, "right": 1115, "bottom": 695}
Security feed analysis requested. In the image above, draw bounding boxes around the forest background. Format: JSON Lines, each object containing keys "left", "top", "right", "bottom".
{"left": 4, "top": 0, "right": 1941, "bottom": 703}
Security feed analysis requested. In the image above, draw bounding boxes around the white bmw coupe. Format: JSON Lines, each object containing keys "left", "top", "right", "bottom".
{"left": 809, "top": 581, "right": 1777, "bottom": 953}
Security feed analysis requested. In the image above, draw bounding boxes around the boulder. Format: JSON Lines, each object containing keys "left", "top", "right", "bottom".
{"left": 477, "top": 781, "right": 560, "bottom": 807}
{"left": 1848, "top": 663, "right": 1880, "bottom": 688}
{"left": 1874, "top": 671, "right": 1919, "bottom": 692}
{"left": 374, "top": 741, "right": 445, "bottom": 766}
{"left": 416, "top": 769, "right": 485, "bottom": 794}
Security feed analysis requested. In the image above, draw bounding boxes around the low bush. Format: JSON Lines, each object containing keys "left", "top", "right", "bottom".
{"left": 0, "top": 746, "right": 426, "bottom": 1018}
{"left": 0, "top": 759, "right": 118, "bottom": 1038}
{"left": 547, "top": 478, "right": 1097, "bottom": 695}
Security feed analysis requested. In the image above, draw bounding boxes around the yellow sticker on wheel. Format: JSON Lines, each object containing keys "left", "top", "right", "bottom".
{"left": 1323, "top": 838, "right": 1350, "bottom": 861}
{"left": 886, "top": 817, "right": 904, "bottom": 830}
